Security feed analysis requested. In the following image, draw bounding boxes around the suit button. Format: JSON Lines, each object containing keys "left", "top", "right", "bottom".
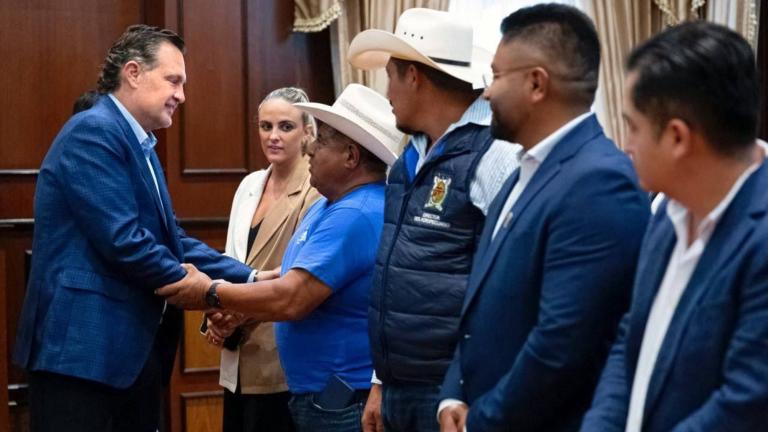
{"left": 463, "top": 333, "right": 471, "bottom": 340}
{"left": 459, "top": 379, "right": 464, "bottom": 386}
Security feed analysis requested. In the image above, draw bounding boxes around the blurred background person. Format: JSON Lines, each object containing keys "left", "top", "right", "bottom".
{"left": 72, "top": 89, "right": 101, "bottom": 115}
{"left": 208, "top": 87, "right": 320, "bottom": 432}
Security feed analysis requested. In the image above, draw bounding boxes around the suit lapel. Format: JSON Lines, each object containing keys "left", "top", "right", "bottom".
{"left": 148, "top": 152, "right": 175, "bottom": 229}
{"left": 642, "top": 164, "right": 768, "bottom": 418}
{"left": 246, "top": 159, "right": 311, "bottom": 266}
{"left": 462, "top": 170, "right": 519, "bottom": 314}
{"left": 626, "top": 214, "right": 676, "bottom": 366}
{"left": 478, "top": 169, "right": 519, "bottom": 259}
{"left": 462, "top": 115, "right": 602, "bottom": 315}
{"left": 103, "top": 97, "right": 171, "bottom": 231}
{"left": 148, "top": 152, "right": 182, "bottom": 256}
{"left": 233, "top": 170, "right": 269, "bottom": 261}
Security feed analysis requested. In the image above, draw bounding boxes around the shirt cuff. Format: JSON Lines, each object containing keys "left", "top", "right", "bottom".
{"left": 248, "top": 269, "right": 258, "bottom": 283}
{"left": 437, "top": 399, "right": 467, "bottom": 424}
{"left": 371, "top": 370, "right": 382, "bottom": 385}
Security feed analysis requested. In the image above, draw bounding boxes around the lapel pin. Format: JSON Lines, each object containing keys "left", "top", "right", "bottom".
{"left": 502, "top": 211, "right": 514, "bottom": 229}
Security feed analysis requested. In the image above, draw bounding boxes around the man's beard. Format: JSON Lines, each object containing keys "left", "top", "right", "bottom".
{"left": 489, "top": 115, "right": 514, "bottom": 142}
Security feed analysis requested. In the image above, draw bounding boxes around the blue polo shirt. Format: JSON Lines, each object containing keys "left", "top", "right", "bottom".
{"left": 275, "top": 182, "right": 385, "bottom": 393}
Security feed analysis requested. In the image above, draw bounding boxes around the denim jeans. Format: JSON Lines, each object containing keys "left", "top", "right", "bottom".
{"left": 381, "top": 383, "right": 441, "bottom": 432}
{"left": 288, "top": 391, "right": 367, "bottom": 432}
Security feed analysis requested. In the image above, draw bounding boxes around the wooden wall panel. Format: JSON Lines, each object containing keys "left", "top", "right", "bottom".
{"left": 0, "top": 1, "right": 142, "bottom": 172}
{"left": 0, "top": 1, "right": 143, "bottom": 219}
{"left": 246, "top": 0, "right": 336, "bottom": 171}
{"left": 0, "top": 250, "right": 7, "bottom": 430}
{"left": 182, "top": 392, "right": 223, "bottom": 432}
{"left": 0, "top": 223, "right": 33, "bottom": 431}
{"left": 183, "top": 311, "right": 220, "bottom": 371}
{"left": 179, "top": 0, "right": 248, "bottom": 175}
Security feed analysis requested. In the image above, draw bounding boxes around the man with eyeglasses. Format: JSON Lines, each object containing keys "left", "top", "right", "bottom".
{"left": 437, "top": 4, "right": 649, "bottom": 431}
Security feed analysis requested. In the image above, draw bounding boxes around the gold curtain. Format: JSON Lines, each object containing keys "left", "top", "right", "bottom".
{"left": 293, "top": 0, "right": 343, "bottom": 32}
{"left": 653, "top": 0, "right": 706, "bottom": 27}
{"left": 705, "top": 0, "right": 761, "bottom": 52}
{"left": 330, "top": 0, "right": 449, "bottom": 96}
{"left": 584, "top": 0, "right": 662, "bottom": 147}
{"left": 586, "top": 0, "right": 763, "bottom": 148}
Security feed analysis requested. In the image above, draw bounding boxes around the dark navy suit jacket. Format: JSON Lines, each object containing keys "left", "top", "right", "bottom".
{"left": 581, "top": 162, "right": 768, "bottom": 431}
{"left": 13, "top": 96, "right": 252, "bottom": 388}
{"left": 440, "top": 115, "right": 650, "bottom": 431}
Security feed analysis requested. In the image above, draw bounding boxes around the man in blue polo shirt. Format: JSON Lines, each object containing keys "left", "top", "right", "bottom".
{"left": 158, "top": 84, "right": 403, "bottom": 431}
{"left": 275, "top": 173, "right": 384, "bottom": 396}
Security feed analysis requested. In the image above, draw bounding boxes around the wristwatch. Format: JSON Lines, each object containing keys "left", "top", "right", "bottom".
{"left": 205, "top": 282, "right": 222, "bottom": 309}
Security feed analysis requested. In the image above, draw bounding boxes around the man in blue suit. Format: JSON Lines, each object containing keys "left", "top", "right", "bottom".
{"left": 581, "top": 22, "right": 768, "bottom": 432}
{"left": 438, "top": 5, "right": 649, "bottom": 431}
{"left": 13, "top": 25, "right": 254, "bottom": 432}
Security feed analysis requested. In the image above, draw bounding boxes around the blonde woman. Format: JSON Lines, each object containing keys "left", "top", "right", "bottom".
{"left": 208, "top": 87, "right": 319, "bottom": 432}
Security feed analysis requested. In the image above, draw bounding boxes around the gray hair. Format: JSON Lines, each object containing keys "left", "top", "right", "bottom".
{"left": 259, "top": 87, "right": 317, "bottom": 137}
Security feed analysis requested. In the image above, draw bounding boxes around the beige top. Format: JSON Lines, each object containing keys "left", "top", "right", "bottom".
{"left": 219, "top": 156, "right": 320, "bottom": 394}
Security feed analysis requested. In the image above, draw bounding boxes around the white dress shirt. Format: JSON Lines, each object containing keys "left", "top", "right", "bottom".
{"left": 491, "top": 112, "right": 592, "bottom": 239}
{"left": 625, "top": 162, "right": 759, "bottom": 432}
{"left": 436, "top": 111, "right": 592, "bottom": 428}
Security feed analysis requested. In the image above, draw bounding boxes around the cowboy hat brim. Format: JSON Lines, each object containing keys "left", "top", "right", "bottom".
{"left": 348, "top": 29, "right": 492, "bottom": 90}
{"left": 295, "top": 101, "right": 399, "bottom": 166}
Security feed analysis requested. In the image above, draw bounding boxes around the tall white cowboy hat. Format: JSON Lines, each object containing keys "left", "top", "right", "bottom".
{"left": 348, "top": 8, "right": 491, "bottom": 89}
{"left": 295, "top": 84, "right": 403, "bottom": 166}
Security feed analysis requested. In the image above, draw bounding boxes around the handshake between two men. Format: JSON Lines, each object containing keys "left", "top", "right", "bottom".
{"left": 155, "top": 264, "right": 280, "bottom": 346}
{"left": 155, "top": 262, "right": 334, "bottom": 344}
{"left": 155, "top": 263, "right": 281, "bottom": 346}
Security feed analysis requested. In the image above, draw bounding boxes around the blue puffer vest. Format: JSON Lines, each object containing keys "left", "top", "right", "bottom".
{"left": 370, "top": 124, "right": 493, "bottom": 385}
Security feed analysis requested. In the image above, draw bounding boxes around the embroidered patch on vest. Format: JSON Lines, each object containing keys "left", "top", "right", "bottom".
{"left": 424, "top": 175, "right": 452, "bottom": 212}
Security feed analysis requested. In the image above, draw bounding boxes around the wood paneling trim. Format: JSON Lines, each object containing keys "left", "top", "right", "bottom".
{"left": 181, "top": 391, "right": 224, "bottom": 432}
{"left": 181, "top": 168, "right": 249, "bottom": 176}
{"left": 0, "top": 250, "right": 8, "bottom": 430}
{"left": 0, "top": 218, "right": 228, "bottom": 228}
{"left": 241, "top": 0, "right": 252, "bottom": 173}
{"left": 181, "top": 311, "right": 221, "bottom": 373}
{"left": 0, "top": 170, "right": 39, "bottom": 176}
{"left": 0, "top": 220, "right": 34, "bottom": 228}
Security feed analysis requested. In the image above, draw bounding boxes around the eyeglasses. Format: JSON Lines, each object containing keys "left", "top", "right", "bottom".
{"left": 482, "top": 64, "right": 584, "bottom": 88}
{"left": 482, "top": 64, "right": 539, "bottom": 89}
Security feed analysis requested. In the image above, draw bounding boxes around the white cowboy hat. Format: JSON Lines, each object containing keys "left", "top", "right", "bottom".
{"left": 295, "top": 84, "right": 403, "bottom": 166}
{"left": 348, "top": 8, "right": 491, "bottom": 90}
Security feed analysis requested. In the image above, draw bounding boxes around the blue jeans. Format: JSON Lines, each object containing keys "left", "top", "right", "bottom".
{"left": 288, "top": 391, "right": 367, "bottom": 432}
{"left": 381, "top": 383, "right": 441, "bottom": 432}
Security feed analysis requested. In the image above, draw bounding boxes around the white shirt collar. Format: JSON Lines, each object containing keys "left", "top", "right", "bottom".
{"left": 666, "top": 162, "right": 760, "bottom": 247}
{"left": 516, "top": 111, "right": 593, "bottom": 164}
{"left": 108, "top": 93, "right": 149, "bottom": 147}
